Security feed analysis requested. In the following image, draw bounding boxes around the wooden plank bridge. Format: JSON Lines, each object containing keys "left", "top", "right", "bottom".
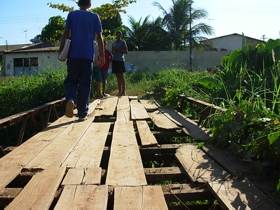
{"left": 0, "top": 96, "right": 279, "bottom": 209}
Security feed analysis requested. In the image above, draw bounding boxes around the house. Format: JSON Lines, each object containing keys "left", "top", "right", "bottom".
{"left": 202, "top": 33, "right": 266, "bottom": 51}
{"left": 1, "top": 43, "right": 65, "bottom": 76}
{"left": 0, "top": 43, "right": 33, "bottom": 74}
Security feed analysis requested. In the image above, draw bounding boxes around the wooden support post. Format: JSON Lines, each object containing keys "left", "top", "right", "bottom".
{"left": 51, "top": 104, "right": 59, "bottom": 120}
{"left": 29, "top": 112, "right": 40, "bottom": 132}
{"left": 39, "top": 111, "right": 45, "bottom": 130}
{"left": 44, "top": 107, "right": 52, "bottom": 128}
{"left": 0, "top": 146, "right": 6, "bottom": 157}
{"left": 16, "top": 115, "right": 28, "bottom": 146}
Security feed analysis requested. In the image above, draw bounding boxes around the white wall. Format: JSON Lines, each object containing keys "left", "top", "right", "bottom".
{"left": 3, "top": 50, "right": 229, "bottom": 76}
{"left": 124, "top": 51, "right": 229, "bottom": 71}
{"left": 210, "top": 35, "right": 243, "bottom": 51}
{"left": 4, "top": 51, "right": 66, "bottom": 76}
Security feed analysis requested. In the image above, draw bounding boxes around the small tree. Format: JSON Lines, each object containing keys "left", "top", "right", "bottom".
{"left": 41, "top": 16, "right": 65, "bottom": 46}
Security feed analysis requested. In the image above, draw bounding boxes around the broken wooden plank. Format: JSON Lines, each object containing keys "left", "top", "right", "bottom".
{"left": 54, "top": 185, "right": 108, "bottom": 210}
{"left": 149, "top": 110, "right": 179, "bottom": 130}
{"left": 62, "top": 168, "right": 84, "bottom": 185}
{"left": 61, "top": 123, "right": 110, "bottom": 168}
{"left": 114, "top": 186, "right": 168, "bottom": 210}
{"left": 95, "top": 97, "right": 118, "bottom": 116}
{"left": 83, "top": 168, "right": 102, "bottom": 185}
{"left": 159, "top": 106, "right": 210, "bottom": 141}
{"left": 0, "top": 166, "right": 22, "bottom": 191}
{"left": 175, "top": 144, "right": 230, "bottom": 183}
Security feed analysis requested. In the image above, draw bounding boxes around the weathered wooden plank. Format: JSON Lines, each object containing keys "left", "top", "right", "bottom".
{"left": 136, "top": 121, "right": 158, "bottom": 146}
{"left": 106, "top": 121, "right": 147, "bottom": 186}
{"left": 175, "top": 144, "right": 230, "bottom": 183}
{"left": 83, "top": 168, "right": 102, "bottom": 185}
{"left": 159, "top": 107, "right": 210, "bottom": 141}
{"left": 116, "top": 104, "right": 130, "bottom": 121}
{"left": 61, "top": 123, "right": 110, "bottom": 168}
{"left": 118, "top": 95, "right": 129, "bottom": 105}
{"left": 207, "top": 179, "right": 280, "bottom": 210}
{"left": 0, "top": 99, "right": 101, "bottom": 166}
{"left": 0, "top": 166, "right": 22, "bottom": 191}
{"left": 0, "top": 188, "right": 22, "bottom": 198}
{"left": 116, "top": 95, "right": 130, "bottom": 121}
{"left": 0, "top": 116, "right": 76, "bottom": 168}
{"left": 114, "top": 186, "right": 168, "bottom": 210}
{"left": 62, "top": 168, "right": 84, "bottom": 185}
{"left": 25, "top": 114, "right": 96, "bottom": 169}
{"left": 149, "top": 110, "right": 179, "bottom": 130}
{"left": 6, "top": 166, "right": 65, "bottom": 210}
{"left": 130, "top": 101, "right": 150, "bottom": 120}
{"left": 140, "top": 99, "right": 159, "bottom": 111}
{"left": 95, "top": 97, "right": 118, "bottom": 116}
{"left": 61, "top": 167, "right": 102, "bottom": 185}
{"left": 54, "top": 185, "right": 108, "bottom": 210}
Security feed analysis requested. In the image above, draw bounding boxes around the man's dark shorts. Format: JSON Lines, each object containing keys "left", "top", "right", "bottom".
{"left": 112, "top": 60, "right": 126, "bottom": 73}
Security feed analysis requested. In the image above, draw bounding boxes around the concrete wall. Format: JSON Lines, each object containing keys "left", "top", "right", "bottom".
{"left": 124, "top": 51, "right": 229, "bottom": 71}
{"left": 3, "top": 50, "right": 229, "bottom": 76}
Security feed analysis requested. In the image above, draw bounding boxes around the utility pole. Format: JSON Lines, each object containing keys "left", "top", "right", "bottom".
{"left": 208, "top": 18, "right": 214, "bottom": 26}
{"left": 22, "top": 29, "right": 29, "bottom": 44}
{"left": 261, "top": 35, "right": 267, "bottom": 41}
{"left": 0, "top": 37, "right": 8, "bottom": 50}
{"left": 5, "top": 40, "right": 8, "bottom": 50}
{"left": 189, "top": 3, "right": 192, "bottom": 71}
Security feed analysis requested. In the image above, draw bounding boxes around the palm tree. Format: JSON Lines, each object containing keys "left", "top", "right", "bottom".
{"left": 145, "top": 17, "right": 172, "bottom": 51}
{"left": 153, "top": 0, "right": 214, "bottom": 50}
{"left": 125, "top": 16, "right": 172, "bottom": 51}
{"left": 125, "top": 16, "right": 152, "bottom": 51}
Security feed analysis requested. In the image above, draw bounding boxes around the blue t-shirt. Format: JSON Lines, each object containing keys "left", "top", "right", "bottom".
{"left": 112, "top": 39, "right": 128, "bottom": 61}
{"left": 65, "top": 10, "right": 102, "bottom": 60}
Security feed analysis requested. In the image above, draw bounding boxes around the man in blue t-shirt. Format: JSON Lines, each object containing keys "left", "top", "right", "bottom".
{"left": 58, "top": 0, "right": 105, "bottom": 121}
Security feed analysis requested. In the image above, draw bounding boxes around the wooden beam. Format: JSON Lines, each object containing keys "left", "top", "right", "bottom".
{"left": 16, "top": 115, "right": 28, "bottom": 146}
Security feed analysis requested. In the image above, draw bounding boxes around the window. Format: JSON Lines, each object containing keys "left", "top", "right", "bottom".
{"left": 14, "top": 57, "right": 38, "bottom": 76}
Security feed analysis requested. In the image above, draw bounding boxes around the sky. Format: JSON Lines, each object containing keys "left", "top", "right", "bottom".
{"left": 0, "top": 0, "right": 280, "bottom": 45}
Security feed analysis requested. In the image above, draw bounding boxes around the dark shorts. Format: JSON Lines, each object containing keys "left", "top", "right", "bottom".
{"left": 92, "top": 65, "right": 102, "bottom": 82}
{"left": 112, "top": 60, "right": 126, "bottom": 74}
{"left": 100, "top": 70, "right": 109, "bottom": 83}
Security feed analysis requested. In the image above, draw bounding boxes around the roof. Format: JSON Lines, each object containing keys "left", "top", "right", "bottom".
{"left": 206, "top": 33, "right": 266, "bottom": 43}
{"left": 2, "top": 42, "right": 58, "bottom": 54}
{"left": 0, "top": 43, "right": 33, "bottom": 52}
